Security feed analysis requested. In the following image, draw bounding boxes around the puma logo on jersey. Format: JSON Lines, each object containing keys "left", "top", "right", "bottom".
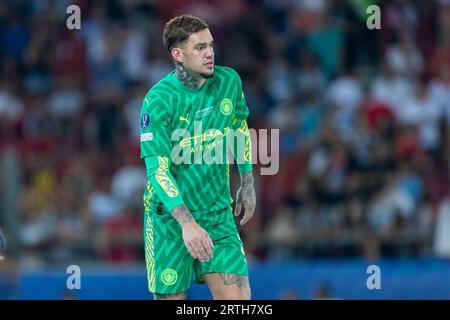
{"left": 179, "top": 114, "right": 190, "bottom": 124}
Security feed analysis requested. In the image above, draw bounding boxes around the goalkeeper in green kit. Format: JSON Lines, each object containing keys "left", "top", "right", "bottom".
{"left": 140, "top": 15, "right": 256, "bottom": 300}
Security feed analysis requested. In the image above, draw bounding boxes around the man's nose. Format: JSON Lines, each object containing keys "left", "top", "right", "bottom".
{"left": 205, "top": 46, "right": 214, "bottom": 58}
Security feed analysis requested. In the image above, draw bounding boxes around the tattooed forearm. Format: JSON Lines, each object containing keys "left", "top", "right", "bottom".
{"left": 171, "top": 205, "right": 194, "bottom": 226}
{"left": 240, "top": 171, "right": 254, "bottom": 186}
{"left": 219, "top": 274, "right": 249, "bottom": 289}
{"left": 241, "top": 185, "right": 256, "bottom": 212}
{"left": 240, "top": 172, "right": 255, "bottom": 211}
{"left": 175, "top": 62, "right": 202, "bottom": 89}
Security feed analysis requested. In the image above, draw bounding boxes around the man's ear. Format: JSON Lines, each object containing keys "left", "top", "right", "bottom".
{"left": 171, "top": 48, "right": 184, "bottom": 63}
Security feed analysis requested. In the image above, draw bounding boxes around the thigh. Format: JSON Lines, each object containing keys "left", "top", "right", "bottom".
{"left": 202, "top": 273, "right": 251, "bottom": 300}
{"left": 194, "top": 236, "right": 249, "bottom": 282}
{"left": 144, "top": 208, "right": 193, "bottom": 295}
{"left": 194, "top": 211, "right": 249, "bottom": 289}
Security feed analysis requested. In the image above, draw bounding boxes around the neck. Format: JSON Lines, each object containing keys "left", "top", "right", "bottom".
{"left": 175, "top": 62, "right": 205, "bottom": 89}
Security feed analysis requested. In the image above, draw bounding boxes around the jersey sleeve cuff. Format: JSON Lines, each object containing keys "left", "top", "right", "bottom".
{"left": 165, "top": 198, "right": 186, "bottom": 214}
{"left": 238, "top": 163, "right": 253, "bottom": 174}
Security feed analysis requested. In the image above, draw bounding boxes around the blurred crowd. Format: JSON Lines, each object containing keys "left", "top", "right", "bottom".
{"left": 1, "top": 0, "right": 450, "bottom": 267}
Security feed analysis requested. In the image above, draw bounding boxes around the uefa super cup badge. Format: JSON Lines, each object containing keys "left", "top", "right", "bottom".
{"left": 141, "top": 113, "right": 150, "bottom": 129}
{"left": 161, "top": 268, "right": 178, "bottom": 286}
{"left": 220, "top": 98, "right": 233, "bottom": 116}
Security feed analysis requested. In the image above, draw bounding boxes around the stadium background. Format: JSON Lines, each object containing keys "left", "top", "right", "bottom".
{"left": 1, "top": 0, "right": 450, "bottom": 299}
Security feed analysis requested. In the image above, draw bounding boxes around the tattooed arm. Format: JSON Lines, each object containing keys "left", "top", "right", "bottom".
{"left": 234, "top": 171, "right": 256, "bottom": 225}
{"left": 145, "top": 156, "right": 213, "bottom": 262}
{"left": 171, "top": 204, "right": 195, "bottom": 225}
{"left": 233, "top": 118, "right": 255, "bottom": 225}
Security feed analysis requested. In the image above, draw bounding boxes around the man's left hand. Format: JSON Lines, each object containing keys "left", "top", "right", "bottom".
{"left": 234, "top": 172, "right": 256, "bottom": 226}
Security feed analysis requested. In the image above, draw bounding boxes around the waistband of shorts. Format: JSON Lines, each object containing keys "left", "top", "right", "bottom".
{"left": 149, "top": 201, "right": 230, "bottom": 217}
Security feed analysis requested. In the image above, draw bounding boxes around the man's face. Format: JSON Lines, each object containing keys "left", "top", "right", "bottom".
{"left": 178, "top": 29, "right": 215, "bottom": 78}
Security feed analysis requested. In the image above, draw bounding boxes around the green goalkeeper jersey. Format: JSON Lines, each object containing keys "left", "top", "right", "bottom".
{"left": 140, "top": 66, "right": 252, "bottom": 216}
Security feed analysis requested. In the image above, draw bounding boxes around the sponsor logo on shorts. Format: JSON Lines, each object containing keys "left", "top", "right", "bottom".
{"left": 161, "top": 268, "right": 178, "bottom": 286}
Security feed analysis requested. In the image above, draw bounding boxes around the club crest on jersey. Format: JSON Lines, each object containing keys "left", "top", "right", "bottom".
{"left": 141, "top": 113, "right": 150, "bottom": 129}
{"left": 220, "top": 98, "right": 233, "bottom": 116}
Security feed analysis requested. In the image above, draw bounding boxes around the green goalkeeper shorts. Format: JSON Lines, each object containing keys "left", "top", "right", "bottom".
{"left": 143, "top": 202, "right": 248, "bottom": 295}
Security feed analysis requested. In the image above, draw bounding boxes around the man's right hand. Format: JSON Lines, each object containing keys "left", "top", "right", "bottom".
{"left": 181, "top": 221, "right": 214, "bottom": 262}
{"left": 171, "top": 205, "right": 214, "bottom": 262}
